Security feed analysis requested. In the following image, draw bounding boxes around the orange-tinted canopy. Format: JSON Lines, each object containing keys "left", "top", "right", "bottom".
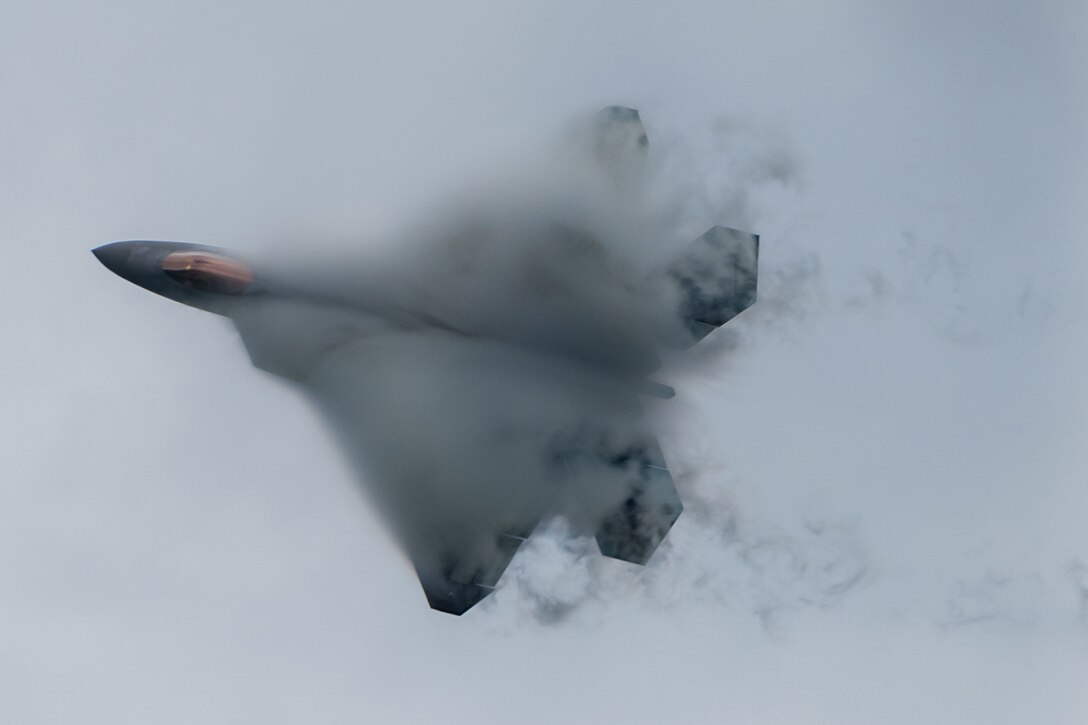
{"left": 162, "top": 251, "right": 253, "bottom": 295}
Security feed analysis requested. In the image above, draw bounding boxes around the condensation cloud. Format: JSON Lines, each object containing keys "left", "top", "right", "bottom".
{"left": 224, "top": 108, "right": 791, "bottom": 616}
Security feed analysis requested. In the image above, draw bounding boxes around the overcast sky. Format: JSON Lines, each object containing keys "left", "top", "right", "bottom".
{"left": 2, "top": 2, "right": 1087, "bottom": 724}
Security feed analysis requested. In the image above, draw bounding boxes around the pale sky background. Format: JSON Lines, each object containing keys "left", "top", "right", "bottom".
{"left": 2, "top": 2, "right": 1087, "bottom": 724}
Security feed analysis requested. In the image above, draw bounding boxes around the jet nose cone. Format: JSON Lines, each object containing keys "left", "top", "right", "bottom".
{"left": 92, "top": 240, "right": 176, "bottom": 295}
{"left": 92, "top": 241, "right": 140, "bottom": 279}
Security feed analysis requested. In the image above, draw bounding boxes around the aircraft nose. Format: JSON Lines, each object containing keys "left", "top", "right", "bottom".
{"left": 92, "top": 239, "right": 255, "bottom": 316}
{"left": 92, "top": 240, "right": 178, "bottom": 296}
{"left": 92, "top": 241, "right": 141, "bottom": 280}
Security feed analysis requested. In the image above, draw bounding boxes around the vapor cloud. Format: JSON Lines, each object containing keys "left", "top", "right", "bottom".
{"left": 230, "top": 109, "right": 801, "bottom": 616}
{"left": 4, "top": 1, "right": 1084, "bottom": 720}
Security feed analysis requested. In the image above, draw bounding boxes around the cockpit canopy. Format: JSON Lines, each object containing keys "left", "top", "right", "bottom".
{"left": 162, "top": 251, "right": 254, "bottom": 295}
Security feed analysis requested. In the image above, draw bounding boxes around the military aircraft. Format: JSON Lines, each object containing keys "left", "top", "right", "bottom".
{"left": 93, "top": 107, "right": 758, "bottom": 615}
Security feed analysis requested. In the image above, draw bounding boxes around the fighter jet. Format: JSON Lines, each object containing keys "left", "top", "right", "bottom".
{"left": 93, "top": 107, "right": 758, "bottom": 615}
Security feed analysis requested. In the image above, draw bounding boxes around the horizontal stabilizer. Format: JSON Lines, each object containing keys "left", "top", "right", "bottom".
{"left": 671, "top": 225, "right": 759, "bottom": 343}
{"left": 558, "top": 435, "right": 683, "bottom": 566}
{"left": 593, "top": 441, "right": 682, "bottom": 564}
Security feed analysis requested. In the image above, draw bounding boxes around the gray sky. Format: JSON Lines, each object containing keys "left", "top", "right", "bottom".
{"left": 2, "top": 1, "right": 1087, "bottom": 723}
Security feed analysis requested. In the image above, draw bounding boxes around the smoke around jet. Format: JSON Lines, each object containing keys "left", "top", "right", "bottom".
{"left": 95, "top": 107, "right": 799, "bottom": 616}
